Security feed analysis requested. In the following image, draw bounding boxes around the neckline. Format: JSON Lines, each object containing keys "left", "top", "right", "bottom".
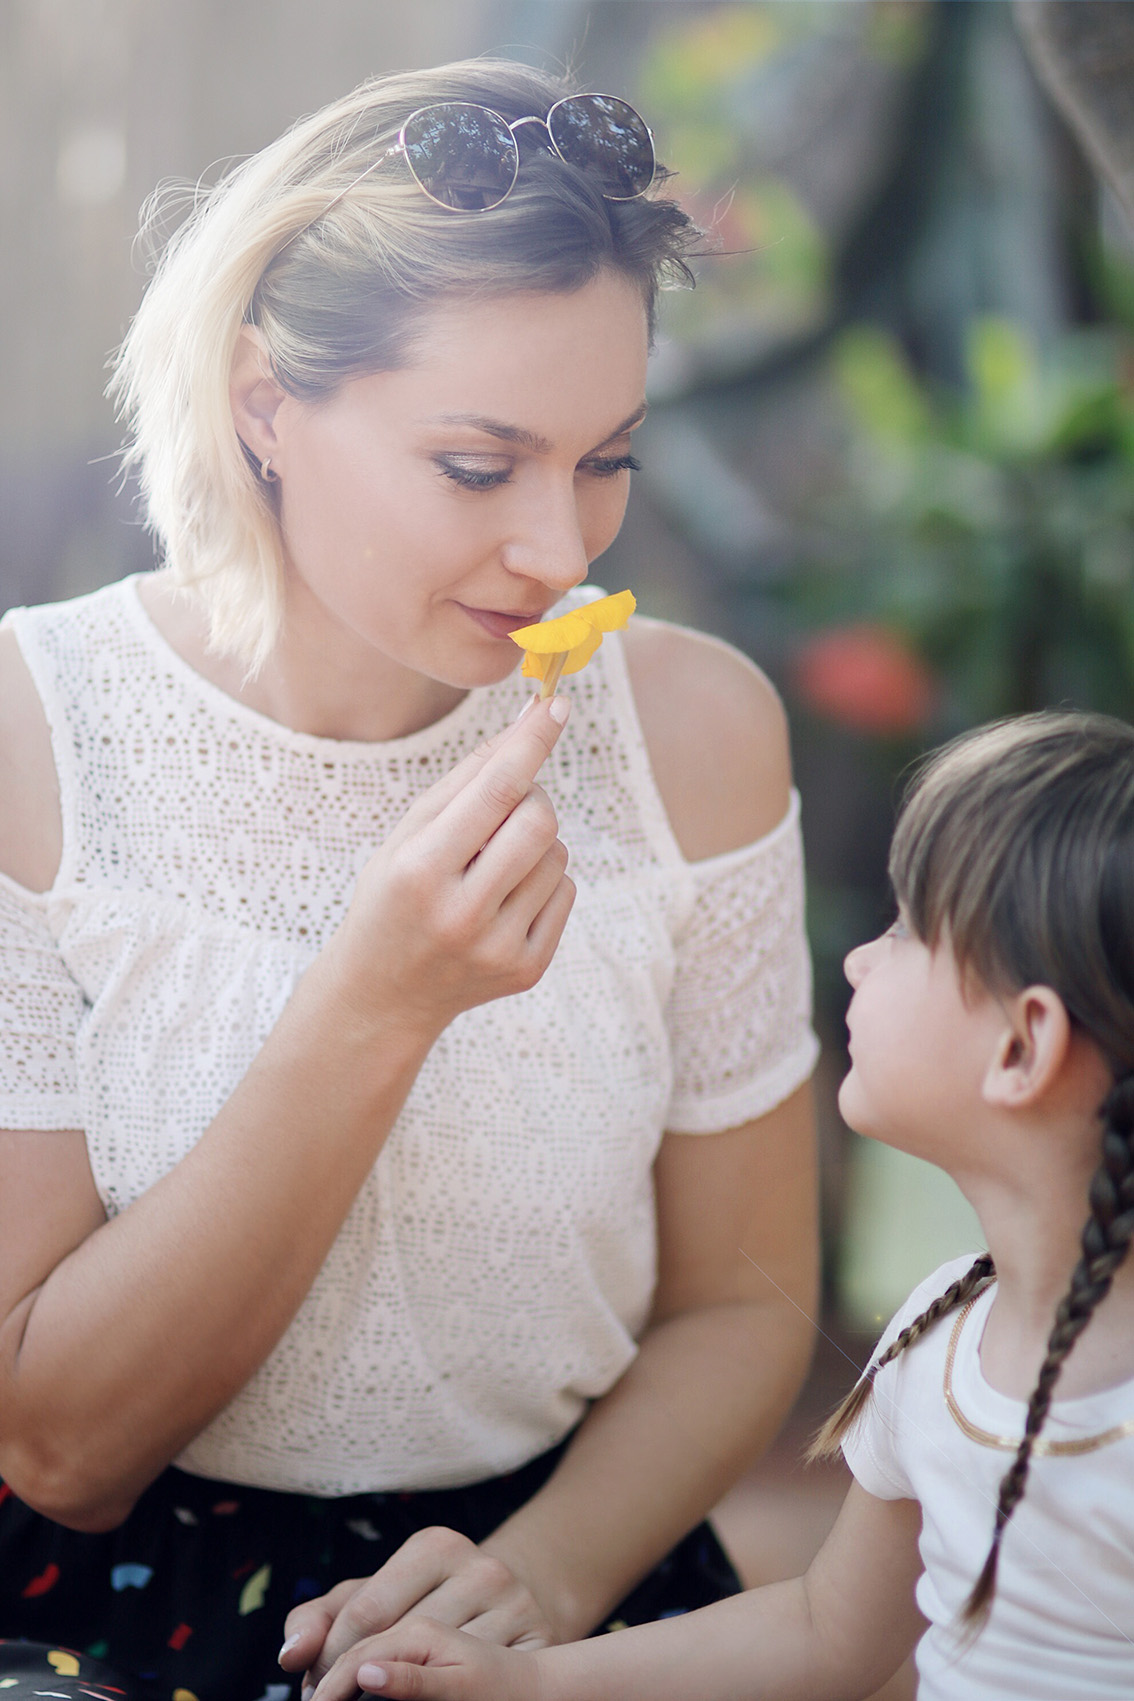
{"left": 944, "top": 1293, "right": 1134, "bottom": 1456}
{"left": 121, "top": 574, "right": 514, "bottom": 759}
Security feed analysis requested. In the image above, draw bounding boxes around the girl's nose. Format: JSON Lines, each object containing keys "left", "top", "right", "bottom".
{"left": 843, "top": 938, "right": 876, "bottom": 989}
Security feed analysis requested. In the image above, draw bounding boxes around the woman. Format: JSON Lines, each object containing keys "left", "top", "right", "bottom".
{"left": 0, "top": 60, "right": 818, "bottom": 1701}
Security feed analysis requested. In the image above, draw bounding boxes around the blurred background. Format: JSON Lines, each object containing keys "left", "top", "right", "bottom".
{"left": 5, "top": 4, "right": 1134, "bottom": 1692}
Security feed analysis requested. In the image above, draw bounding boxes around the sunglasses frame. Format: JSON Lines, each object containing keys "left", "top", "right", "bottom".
{"left": 388, "top": 93, "right": 657, "bottom": 213}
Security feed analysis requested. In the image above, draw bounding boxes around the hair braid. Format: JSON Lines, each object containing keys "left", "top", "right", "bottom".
{"left": 808, "top": 1253, "right": 995, "bottom": 1463}
{"left": 963, "top": 1076, "right": 1134, "bottom": 1623}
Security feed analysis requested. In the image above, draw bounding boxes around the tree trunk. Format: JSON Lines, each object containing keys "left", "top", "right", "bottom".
{"left": 1014, "top": 0, "right": 1134, "bottom": 226}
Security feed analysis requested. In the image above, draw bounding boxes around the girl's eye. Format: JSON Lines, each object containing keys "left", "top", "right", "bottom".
{"left": 583, "top": 453, "right": 642, "bottom": 480}
{"left": 434, "top": 458, "right": 512, "bottom": 491}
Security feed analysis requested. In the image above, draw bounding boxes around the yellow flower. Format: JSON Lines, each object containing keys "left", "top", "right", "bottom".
{"left": 510, "top": 590, "right": 637, "bottom": 696}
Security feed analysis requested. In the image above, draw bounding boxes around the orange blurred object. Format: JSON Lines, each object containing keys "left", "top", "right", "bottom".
{"left": 792, "top": 623, "right": 936, "bottom": 736}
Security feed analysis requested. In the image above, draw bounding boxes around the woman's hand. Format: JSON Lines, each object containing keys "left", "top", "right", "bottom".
{"left": 305, "top": 1616, "right": 538, "bottom": 1701}
{"left": 280, "top": 1528, "right": 554, "bottom": 1692}
{"left": 326, "top": 695, "right": 575, "bottom": 1039}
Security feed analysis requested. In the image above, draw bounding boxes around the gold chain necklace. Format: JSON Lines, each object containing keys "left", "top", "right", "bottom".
{"left": 943, "top": 1297, "right": 1134, "bottom": 1457}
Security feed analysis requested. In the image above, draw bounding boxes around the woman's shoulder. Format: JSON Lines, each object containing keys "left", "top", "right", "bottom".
{"left": 0, "top": 624, "right": 62, "bottom": 893}
{"left": 621, "top": 616, "right": 792, "bottom": 861}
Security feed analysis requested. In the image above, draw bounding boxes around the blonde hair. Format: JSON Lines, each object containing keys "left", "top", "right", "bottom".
{"left": 110, "top": 60, "right": 700, "bottom": 671}
{"left": 813, "top": 711, "right": 1134, "bottom": 1626}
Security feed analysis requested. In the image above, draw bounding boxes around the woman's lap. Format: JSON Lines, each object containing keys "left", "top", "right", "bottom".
{"left": 0, "top": 1454, "right": 739, "bottom": 1701}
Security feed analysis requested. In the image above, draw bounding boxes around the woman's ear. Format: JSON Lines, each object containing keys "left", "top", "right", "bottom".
{"left": 230, "top": 326, "right": 288, "bottom": 466}
{"left": 983, "top": 985, "right": 1071, "bottom": 1110}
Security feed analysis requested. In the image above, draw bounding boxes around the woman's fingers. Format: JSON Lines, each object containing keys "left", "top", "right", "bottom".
{"left": 300, "top": 1528, "right": 486, "bottom": 1685}
{"left": 301, "top": 1528, "right": 554, "bottom": 1690}
{"left": 336, "top": 697, "right": 572, "bottom": 1028}
{"left": 521, "top": 869, "right": 577, "bottom": 963}
{"left": 464, "top": 785, "right": 563, "bottom": 908}
{"left": 428, "top": 698, "right": 569, "bottom": 871}
{"left": 386, "top": 697, "right": 541, "bottom": 841}
{"left": 279, "top": 1577, "right": 370, "bottom": 1673}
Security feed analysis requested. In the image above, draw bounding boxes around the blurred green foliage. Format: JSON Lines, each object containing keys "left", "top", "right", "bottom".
{"left": 793, "top": 310, "right": 1134, "bottom": 730}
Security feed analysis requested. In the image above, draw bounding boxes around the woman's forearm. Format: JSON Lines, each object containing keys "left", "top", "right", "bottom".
{"left": 0, "top": 947, "right": 435, "bottom": 1529}
{"left": 480, "top": 1291, "right": 815, "bottom": 1642}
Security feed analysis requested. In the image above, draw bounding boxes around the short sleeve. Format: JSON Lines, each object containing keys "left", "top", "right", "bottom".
{"left": 0, "top": 877, "right": 85, "bottom": 1130}
{"left": 664, "top": 790, "right": 819, "bottom": 1133}
{"left": 841, "top": 1363, "right": 917, "bottom": 1502}
{"left": 840, "top": 1255, "right": 978, "bottom": 1500}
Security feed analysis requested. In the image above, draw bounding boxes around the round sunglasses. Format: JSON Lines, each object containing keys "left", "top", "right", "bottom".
{"left": 387, "top": 95, "right": 656, "bottom": 211}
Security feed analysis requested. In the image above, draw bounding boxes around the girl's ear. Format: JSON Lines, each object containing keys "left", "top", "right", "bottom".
{"left": 983, "top": 985, "right": 1071, "bottom": 1110}
{"left": 230, "top": 325, "right": 289, "bottom": 466}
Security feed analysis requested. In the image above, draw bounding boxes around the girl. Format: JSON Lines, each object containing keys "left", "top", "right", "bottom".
{"left": 312, "top": 710, "right": 1134, "bottom": 1700}
{"left": 0, "top": 59, "right": 819, "bottom": 1701}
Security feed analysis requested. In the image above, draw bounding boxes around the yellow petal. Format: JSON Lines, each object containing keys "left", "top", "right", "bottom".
{"left": 557, "top": 627, "right": 604, "bottom": 674}
{"left": 520, "top": 628, "right": 603, "bottom": 681}
{"left": 510, "top": 607, "right": 596, "bottom": 654}
{"left": 520, "top": 650, "right": 553, "bottom": 683}
{"left": 580, "top": 588, "right": 636, "bottom": 632}
{"left": 512, "top": 589, "right": 635, "bottom": 690}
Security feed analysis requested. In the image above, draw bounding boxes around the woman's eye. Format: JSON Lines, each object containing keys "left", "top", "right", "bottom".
{"left": 583, "top": 453, "right": 642, "bottom": 479}
{"left": 434, "top": 458, "right": 512, "bottom": 491}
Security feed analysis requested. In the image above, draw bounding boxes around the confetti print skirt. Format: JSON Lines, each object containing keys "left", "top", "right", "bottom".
{"left": 0, "top": 1441, "right": 740, "bottom": 1701}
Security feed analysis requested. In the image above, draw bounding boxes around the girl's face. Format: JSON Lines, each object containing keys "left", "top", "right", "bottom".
{"left": 839, "top": 915, "right": 1005, "bottom": 1163}
{"left": 261, "top": 269, "right": 649, "bottom": 697}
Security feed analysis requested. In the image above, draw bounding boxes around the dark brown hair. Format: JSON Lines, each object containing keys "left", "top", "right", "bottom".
{"left": 812, "top": 711, "right": 1134, "bottom": 1624}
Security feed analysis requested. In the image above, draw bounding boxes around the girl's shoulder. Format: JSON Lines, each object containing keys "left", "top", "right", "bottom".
{"left": 621, "top": 617, "right": 791, "bottom": 861}
{"left": 0, "top": 623, "right": 62, "bottom": 893}
{"left": 873, "top": 1254, "right": 990, "bottom": 1365}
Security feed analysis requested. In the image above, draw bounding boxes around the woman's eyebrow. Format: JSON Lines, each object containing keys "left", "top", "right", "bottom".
{"left": 428, "top": 402, "right": 648, "bottom": 454}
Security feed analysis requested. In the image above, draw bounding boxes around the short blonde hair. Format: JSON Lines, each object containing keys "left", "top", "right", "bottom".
{"left": 110, "top": 60, "right": 699, "bottom": 671}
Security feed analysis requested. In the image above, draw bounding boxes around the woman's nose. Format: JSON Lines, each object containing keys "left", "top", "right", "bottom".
{"left": 503, "top": 490, "right": 589, "bottom": 593}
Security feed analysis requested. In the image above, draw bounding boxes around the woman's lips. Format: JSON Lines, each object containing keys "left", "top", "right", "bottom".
{"left": 457, "top": 604, "right": 549, "bottom": 641}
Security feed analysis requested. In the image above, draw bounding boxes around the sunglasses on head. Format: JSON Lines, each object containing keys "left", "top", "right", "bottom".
{"left": 387, "top": 94, "right": 656, "bottom": 211}
{"left": 289, "top": 93, "right": 656, "bottom": 242}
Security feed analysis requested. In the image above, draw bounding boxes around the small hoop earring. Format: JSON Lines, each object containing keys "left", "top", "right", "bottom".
{"left": 260, "top": 457, "right": 279, "bottom": 483}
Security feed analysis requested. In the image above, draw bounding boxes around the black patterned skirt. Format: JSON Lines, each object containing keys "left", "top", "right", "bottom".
{"left": 0, "top": 1443, "right": 739, "bottom": 1701}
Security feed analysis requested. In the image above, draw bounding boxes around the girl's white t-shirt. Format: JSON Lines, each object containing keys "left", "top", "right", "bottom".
{"left": 0, "top": 576, "right": 818, "bottom": 1496}
{"left": 844, "top": 1255, "right": 1134, "bottom": 1700}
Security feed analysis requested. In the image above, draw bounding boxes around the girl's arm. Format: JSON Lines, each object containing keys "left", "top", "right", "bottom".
{"left": 311, "top": 1484, "right": 927, "bottom": 1701}
{"left": 0, "top": 631, "right": 574, "bottom": 1531}
{"left": 285, "top": 625, "right": 820, "bottom": 1676}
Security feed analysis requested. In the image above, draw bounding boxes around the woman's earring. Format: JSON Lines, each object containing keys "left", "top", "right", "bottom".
{"left": 260, "top": 457, "right": 279, "bottom": 483}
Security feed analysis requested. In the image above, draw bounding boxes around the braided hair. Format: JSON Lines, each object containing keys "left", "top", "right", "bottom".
{"left": 808, "top": 1253, "right": 995, "bottom": 1463}
{"left": 813, "top": 711, "right": 1134, "bottom": 1626}
{"left": 965, "top": 1074, "right": 1134, "bottom": 1620}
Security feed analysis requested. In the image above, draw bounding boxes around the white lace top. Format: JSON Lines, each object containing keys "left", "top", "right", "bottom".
{"left": 0, "top": 576, "right": 818, "bottom": 1495}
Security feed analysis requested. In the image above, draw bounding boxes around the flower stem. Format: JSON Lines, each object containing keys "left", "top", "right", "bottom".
{"left": 539, "top": 652, "right": 569, "bottom": 699}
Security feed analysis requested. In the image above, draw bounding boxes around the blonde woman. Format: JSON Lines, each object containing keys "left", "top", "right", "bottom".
{"left": 0, "top": 61, "right": 818, "bottom": 1701}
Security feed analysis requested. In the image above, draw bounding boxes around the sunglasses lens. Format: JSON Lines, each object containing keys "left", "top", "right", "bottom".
{"left": 402, "top": 103, "right": 518, "bottom": 210}
{"left": 547, "top": 95, "right": 655, "bottom": 200}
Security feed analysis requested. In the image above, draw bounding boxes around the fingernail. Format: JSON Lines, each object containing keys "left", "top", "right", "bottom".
{"left": 512, "top": 694, "right": 537, "bottom": 724}
{"left": 548, "top": 695, "right": 571, "bottom": 726}
{"left": 301, "top": 1686, "right": 315, "bottom": 1701}
{"left": 279, "top": 1633, "right": 301, "bottom": 1662}
{"left": 358, "top": 1667, "right": 388, "bottom": 1692}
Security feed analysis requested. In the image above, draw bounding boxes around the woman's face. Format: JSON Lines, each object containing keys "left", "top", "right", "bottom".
{"left": 261, "top": 269, "right": 650, "bottom": 694}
